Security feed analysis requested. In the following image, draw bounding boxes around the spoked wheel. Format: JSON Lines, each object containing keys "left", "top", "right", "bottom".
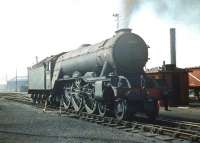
{"left": 31, "top": 94, "right": 36, "bottom": 105}
{"left": 84, "top": 85, "right": 97, "bottom": 114}
{"left": 63, "top": 86, "right": 71, "bottom": 110}
{"left": 71, "top": 79, "right": 83, "bottom": 112}
{"left": 85, "top": 98, "right": 97, "bottom": 114}
{"left": 114, "top": 99, "right": 128, "bottom": 120}
{"left": 98, "top": 102, "right": 107, "bottom": 117}
{"left": 35, "top": 94, "right": 40, "bottom": 104}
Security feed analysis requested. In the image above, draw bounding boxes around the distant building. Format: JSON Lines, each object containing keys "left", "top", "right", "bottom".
{"left": 0, "top": 84, "right": 6, "bottom": 91}
{"left": 7, "top": 76, "right": 28, "bottom": 92}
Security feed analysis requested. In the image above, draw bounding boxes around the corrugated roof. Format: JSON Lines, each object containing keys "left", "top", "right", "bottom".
{"left": 188, "top": 69, "right": 200, "bottom": 88}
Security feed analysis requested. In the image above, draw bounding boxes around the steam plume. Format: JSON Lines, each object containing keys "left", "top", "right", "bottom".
{"left": 119, "top": 0, "right": 142, "bottom": 28}
{"left": 119, "top": 0, "right": 200, "bottom": 31}
{"left": 148, "top": 0, "right": 200, "bottom": 31}
{"left": 126, "top": 0, "right": 200, "bottom": 67}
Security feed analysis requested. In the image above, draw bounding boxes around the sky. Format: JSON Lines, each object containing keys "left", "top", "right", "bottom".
{"left": 0, "top": 0, "right": 199, "bottom": 84}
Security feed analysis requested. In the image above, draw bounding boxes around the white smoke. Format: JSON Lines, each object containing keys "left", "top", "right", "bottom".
{"left": 118, "top": 0, "right": 200, "bottom": 67}
{"left": 118, "top": 0, "right": 200, "bottom": 31}
{"left": 118, "top": 0, "right": 142, "bottom": 29}
{"left": 145, "top": 0, "right": 200, "bottom": 32}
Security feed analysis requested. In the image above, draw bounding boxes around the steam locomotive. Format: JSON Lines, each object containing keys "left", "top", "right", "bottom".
{"left": 28, "top": 29, "right": 159, "bottom": 120}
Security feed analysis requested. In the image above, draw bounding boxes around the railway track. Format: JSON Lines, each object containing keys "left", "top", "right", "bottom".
{"left": 63, "top": 110, "right": 200, "bottom": 142}
{"left": 132, "top": 116, "right": 200, "bottom": 136}
{"left": 1, "top": 92, "right": 200, "bottom": 142}
{"left": 156, "top": 118, "right": 200, "bottom": 133}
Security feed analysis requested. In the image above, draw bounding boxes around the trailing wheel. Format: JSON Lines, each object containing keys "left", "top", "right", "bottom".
{"left": 71, "top": 79, "right": 83, "bottom": 112}
{"left": 97, "top": 102, "right": 107, "bottom": 117}
{"left": 38, "top": 94, "right": 42, "bottom": 104}
{"left": 114, "top": 99, "right": 128, "bottom": 120}
{"left": 63, "top": 86, "right": 71, "bottom": 110}
{"left": 35, "top": 94, "right": 40, "bottom": 104}
{"left": 84, "top": 84, "right": 97, "bottom": 114}
{"left": 31, "top": 94, "right": 36, "bottom": 105}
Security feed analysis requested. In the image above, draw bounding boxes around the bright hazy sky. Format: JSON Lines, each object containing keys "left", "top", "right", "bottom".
{"left": 0, "top": 0, "right": 199, "bottom": 84}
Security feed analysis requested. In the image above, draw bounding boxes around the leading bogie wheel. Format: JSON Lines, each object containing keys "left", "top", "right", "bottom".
{"left": 97, "top": 102, "right": 107, "bottom": 117}
{"left": 114, "top": 99, "right": 128, "bottom": 120}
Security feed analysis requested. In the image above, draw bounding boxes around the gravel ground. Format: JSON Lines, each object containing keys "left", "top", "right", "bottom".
{"left": 0, "top": 98, "right": 187, "bottom": 143}
{"left": 159, "top": 106, "right": 200, "bottom": 122}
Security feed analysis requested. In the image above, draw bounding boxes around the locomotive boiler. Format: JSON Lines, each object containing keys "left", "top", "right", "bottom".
{"left": 28, "top": 29, "right": 159, "bottom": 120}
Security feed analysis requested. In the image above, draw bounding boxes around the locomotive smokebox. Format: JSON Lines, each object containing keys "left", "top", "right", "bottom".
{"left": 170, "top": 28, "right": 176, "bottom": 66}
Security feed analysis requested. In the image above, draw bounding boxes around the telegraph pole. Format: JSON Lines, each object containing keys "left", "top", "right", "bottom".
{"left": 113, "top": 13, "right": 119, "bottom": 30}
{"left": 5, "top": 73, "right": 7, "bottom": 91}
{"left": 16, "top": 69, "right": 18, "bottom": 92}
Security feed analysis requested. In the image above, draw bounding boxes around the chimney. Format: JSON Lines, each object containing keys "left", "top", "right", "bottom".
{"left": 170, "top": 28, "right": 176, "bottom": 66}
{"left": 115, "top": 28, "right": 132, "bottom": 35}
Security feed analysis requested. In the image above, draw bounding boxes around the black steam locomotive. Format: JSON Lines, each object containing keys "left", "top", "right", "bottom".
{"left": 28, "top": 29, "right": 159, "bottom": 120}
